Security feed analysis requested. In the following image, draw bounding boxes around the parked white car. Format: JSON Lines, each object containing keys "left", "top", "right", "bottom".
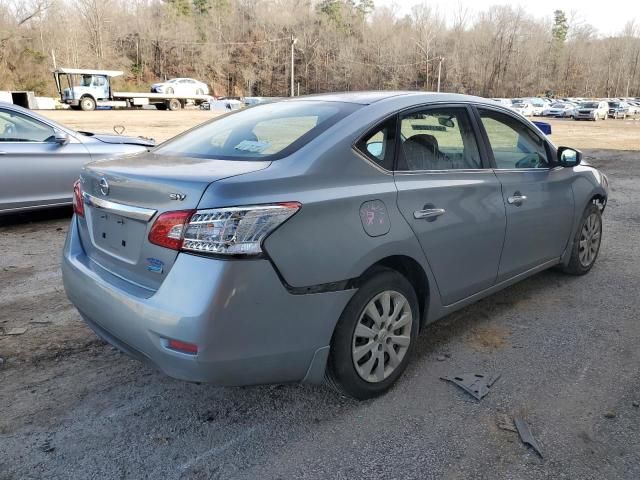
{"left": 542, "top": 102, "right": 577, "bottom": 118}
{"left": 525, "top": 98, "right": 547, "bottom": 116}
{"left": 626, "top": 101, "right": 640, "bottom": 115}
{"left": 150, "top": 78, "right": 209, "bottom": 96}
{"left": 574, "top": 101, "right": 608, "bottom": 121}
{"left": 510, "top": 101, "right": 534, "bottom": 116}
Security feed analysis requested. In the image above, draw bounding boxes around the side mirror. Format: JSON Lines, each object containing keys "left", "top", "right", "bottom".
{"left": 54, "top": 130, "right": 69, "bottom": 146}
{"left": 557, "top": 146, "right": 582, "bottom": 167}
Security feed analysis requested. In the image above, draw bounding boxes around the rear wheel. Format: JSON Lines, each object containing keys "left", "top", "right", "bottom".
{"left": 166, "top": 98, "right": 181, "bottom": 111}
{"left": 80, "top": 96, "right": 96, "bottom": 111}
{"left": 326, "top": 269, "right": 419, "bottom": 399}
{"left": 560, "top": 203, "right": 602, "bottom": 275}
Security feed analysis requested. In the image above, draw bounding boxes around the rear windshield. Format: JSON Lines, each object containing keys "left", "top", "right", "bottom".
{"left": 608, "top": 102, "right": 620, "bottom": 107}
{"left": 581, "top": 102, "right": 599, "bottom": 108}
{"left": 154, "top": 101, "right": 359, "bottom": 160}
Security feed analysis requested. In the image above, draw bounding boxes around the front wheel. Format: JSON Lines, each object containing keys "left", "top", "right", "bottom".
{"left": 560, "top": 203, "right": 602, "bottom": 275}
{"left": 80, "top": 96, "right": 96, "bottom": 111}
{"left": 326, "top": 269, "right": 419, "bottom": 399}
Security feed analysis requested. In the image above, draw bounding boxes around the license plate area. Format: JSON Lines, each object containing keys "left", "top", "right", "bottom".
{"left": 90, "top": 209, "right": 146, "bottom": 263}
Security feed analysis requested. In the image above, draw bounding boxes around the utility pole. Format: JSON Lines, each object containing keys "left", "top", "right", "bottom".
{"left": 290, "top": 35, "right": 297, "bottom": 97}
{"left": 437, "top": 57, "right": 444, "bottom": 92}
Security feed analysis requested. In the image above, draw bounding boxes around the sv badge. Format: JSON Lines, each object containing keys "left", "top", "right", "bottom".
{"left": 169, "top": 193, "right": 187, "bottom": 201}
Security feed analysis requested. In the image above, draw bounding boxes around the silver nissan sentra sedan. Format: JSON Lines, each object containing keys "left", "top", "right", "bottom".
{"left": 62, "top": 92, "right": 608, "bottom": 399}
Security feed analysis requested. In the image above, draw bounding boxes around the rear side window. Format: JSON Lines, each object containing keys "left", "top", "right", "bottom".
{"left": 355, "top": 117, "right": 396, "bottom": 170}
{"left": 478, "top": 109, "right": 549, "bottom": 169}
{"left": 397, "top": 107, "right": 482, "bottom": 171}
{"left": 155, "top": 101, "right": 359, "bottom": 161}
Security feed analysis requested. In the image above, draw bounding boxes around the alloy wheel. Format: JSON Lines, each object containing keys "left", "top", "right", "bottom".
{"left": 579, "top": 212, "right": 601, "bottom": 267}
{"left": 351, "top": 290, "right": 413, "bottom": 383}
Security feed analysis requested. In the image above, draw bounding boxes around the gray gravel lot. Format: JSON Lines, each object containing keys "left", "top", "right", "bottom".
{"left": 1, "top": 148, "right": 639, "bottom": 480}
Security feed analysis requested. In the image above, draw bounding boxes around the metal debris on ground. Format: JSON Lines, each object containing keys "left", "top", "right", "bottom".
{"left": 496, "top": 413, "right": 517, "bottom": 432}
{"left": 440, "top": 373, "right": 500, "bottom": 400}
{"left": 5, "top": 327, "right": 27, "bottom": 336}
{"left": 514, "top": 417, "right": 543, "bottom": 458}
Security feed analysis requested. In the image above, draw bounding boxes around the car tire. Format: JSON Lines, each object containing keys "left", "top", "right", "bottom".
{"left": 560, "top": 203, "right": 602, "bottom": 276}
{"left": 80, "top": 96, "right": 96, "bottom": 111}
{"left": 167, "top": 99, "right": 182, "bottom": 111}
{"left": 326, "top": 268, "right": 419, "bottom": 400}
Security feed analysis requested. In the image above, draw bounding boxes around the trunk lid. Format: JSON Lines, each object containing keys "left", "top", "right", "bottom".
{"left": 77, "top": 153, "right": 270, "bottom": 292}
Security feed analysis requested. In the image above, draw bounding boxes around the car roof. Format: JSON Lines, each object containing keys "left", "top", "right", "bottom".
{"left": 283, "top": 91, "right": 501, "bottom": 106}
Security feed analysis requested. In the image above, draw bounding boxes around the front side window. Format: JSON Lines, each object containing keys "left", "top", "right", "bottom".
{"left": 0, "top": 109, "right": 55, "bottom": 142}
{"left": 355, "top": 117, "right": 396, "bottom": 170}
{"left": 397, "top": 107, "right": 482, "bottom": 171}
{"left": 155, "top": 101, "right": 359, "bottom": 161}
{"left": 478, "top": 109, "right": 549, "bottom": 169}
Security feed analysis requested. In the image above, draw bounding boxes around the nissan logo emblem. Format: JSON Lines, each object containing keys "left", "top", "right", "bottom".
{"left": 99, "top": 178, "right": 110, "bottom": 196}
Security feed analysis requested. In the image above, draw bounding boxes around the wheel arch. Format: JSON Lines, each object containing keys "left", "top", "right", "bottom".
{"left": 349, "top": 255, "right": 431, "bottom": 330}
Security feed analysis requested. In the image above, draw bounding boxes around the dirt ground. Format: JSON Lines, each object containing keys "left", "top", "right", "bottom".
{"left": 1, "top": 110, "right": 640, "bottom": 479}
{"left": 39, "top": 107, "right": 640, "bottom": 148}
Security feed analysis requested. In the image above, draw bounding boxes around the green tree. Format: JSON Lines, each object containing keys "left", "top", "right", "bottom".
{"left": 552, "top": 10, "right": 569, "bottom": 44}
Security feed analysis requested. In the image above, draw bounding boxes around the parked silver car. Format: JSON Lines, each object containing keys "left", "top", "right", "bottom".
{"left": 62, "top": 92, "right": 608, "bottom": 399}
{"left": 0, "top": 102, "right": 154, "bottom": 215}
{"left": 574, "top": 101, "right": 608, "bottom": 121}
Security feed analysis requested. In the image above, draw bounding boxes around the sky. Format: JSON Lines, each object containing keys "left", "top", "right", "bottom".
{"left": 376, "top": 0, "right": 640, "bottom": 36}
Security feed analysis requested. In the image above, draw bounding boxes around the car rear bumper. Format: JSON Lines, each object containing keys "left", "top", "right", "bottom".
{"left": 62, "top": 216, "right": 354, "bottom": 385}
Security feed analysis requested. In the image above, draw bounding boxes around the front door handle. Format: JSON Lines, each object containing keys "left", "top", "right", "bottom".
{"left": 414, "top": 208, "right": 446, "bottom": 221}
{"left": 507, "top": 192, "right": 528, "bottom": 206}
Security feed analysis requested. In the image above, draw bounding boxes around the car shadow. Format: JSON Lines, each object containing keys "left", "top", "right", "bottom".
{"left": 0, "top": 206, "right": 72, "bottom": 227}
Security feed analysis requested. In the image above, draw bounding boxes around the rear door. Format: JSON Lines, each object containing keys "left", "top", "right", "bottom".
{"left": 475, "top": 107, "right": 574, "bottom": 281}
{"left": 393, "top": 104, "right": 506, "bottom": 305}
{"left": 0, "top": 107, "right": 90, "bottom": 212}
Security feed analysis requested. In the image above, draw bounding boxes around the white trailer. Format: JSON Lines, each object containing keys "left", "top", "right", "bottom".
{"left": 53, "top": 68, "right": 212, "bottom": 111}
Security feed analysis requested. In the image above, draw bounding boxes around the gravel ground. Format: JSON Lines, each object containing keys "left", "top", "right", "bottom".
{"left": 1, "top": 144, "right": 639, "bottom": 479}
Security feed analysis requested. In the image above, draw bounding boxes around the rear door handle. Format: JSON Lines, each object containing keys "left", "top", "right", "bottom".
{"left": 414, "top": 208, "right": 446, "bottom": 220}
{"left": 507, "top": 193, "right": 528, "bottom": 206}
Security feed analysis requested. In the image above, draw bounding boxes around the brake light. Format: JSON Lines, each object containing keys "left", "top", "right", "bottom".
{"left": 73, "top": 180, "right": 84, "bottom": 217}
{"left": 148, "top": 210, "right": 195, "bottom": 250}
{"left": 148, "top": 203, "right": 300, "bottom": 255}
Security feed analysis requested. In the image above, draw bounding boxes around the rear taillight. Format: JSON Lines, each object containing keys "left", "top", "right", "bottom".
{"left": 148, "top": 203, "right": 300, "bottom": 255}
{"left": 73, "top": 180, "right": 84, "bottom": 217}
{"left": 148, "top": 210, "right": 195, "bottom": 250}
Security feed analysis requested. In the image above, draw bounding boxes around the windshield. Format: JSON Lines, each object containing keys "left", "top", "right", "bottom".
{"left": 581, "top": 102, "right": 599, "bottom": 108}
{"left": 551, "top": 103, "right": 567, "bottom": 108}
{"left": 608, "top": 102, "right": 620, "bottom": 107}
{"left": 155, "top": 101, "right": 360, "bottom": 160}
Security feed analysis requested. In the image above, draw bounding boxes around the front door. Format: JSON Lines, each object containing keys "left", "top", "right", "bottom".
{"left": 394, "top": 105, "right": 506, "bottom": 306}
{"left": 476, "top": 107, "right": 575, "bottom": 281}
{"left": 0, "top": 108, "right": 91, "bottom": 212}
